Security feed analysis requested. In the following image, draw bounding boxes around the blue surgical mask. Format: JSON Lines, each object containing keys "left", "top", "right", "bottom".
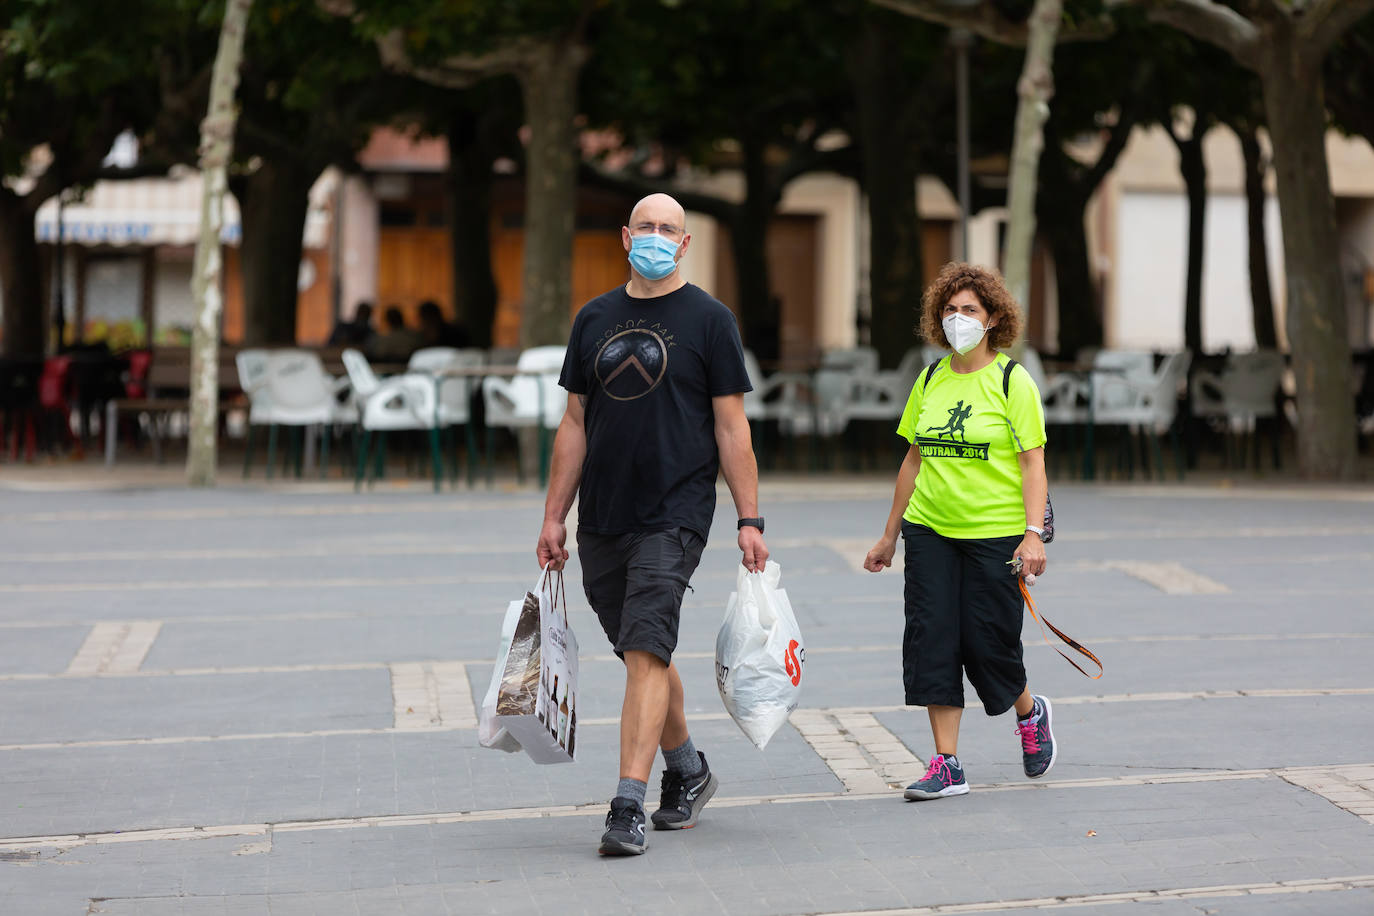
{"left": 628, "top": 233, "right": 680, "bottom": 280}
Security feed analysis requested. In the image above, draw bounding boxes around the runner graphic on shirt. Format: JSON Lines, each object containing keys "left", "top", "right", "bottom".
{"left": 926, "top": 400, "right": 974, "bottom": 442}
{"left": 914, "top": 398, "right": 990, "bottom": 460}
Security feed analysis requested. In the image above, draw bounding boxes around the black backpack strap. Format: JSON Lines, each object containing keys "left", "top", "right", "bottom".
{"left": 923, "top": 355, "right": 1017, "bottom": 397}
{"left": 1001, "top": 357, "right": 1019, "bottom": 398}
{"left": 921, "top": 359, "right": 941, "bottom": 391}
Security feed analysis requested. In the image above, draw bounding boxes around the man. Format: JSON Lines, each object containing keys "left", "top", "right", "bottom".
{"left": 327, "top": 301, "right": 374, "bottom": 347}
{"left": 537, "top": 193, "right": 768, "bottom": 857}
{"left": 366, "top": 306, "right": 424, "bottom": 363}
{"left": 418, "top": 300, "right": 471, "bottom": 349}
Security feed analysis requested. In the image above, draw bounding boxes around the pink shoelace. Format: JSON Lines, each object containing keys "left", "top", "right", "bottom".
{"left": 1016, "top": 718, "right": 1041, "bottom": 754}
{"left": 922, "top": 755, "right": 953, "bottom": 783}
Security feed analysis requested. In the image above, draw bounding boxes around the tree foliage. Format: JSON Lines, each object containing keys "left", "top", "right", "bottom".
{"left": 581, "top": 0, "right": 859, "bottom": 356}
{"left": 213, "top": 0, "right": 411, "bottom": 344}
{"left": 0, "top": 0, "right": 182, "bottom": 355}
{"left": 1128, "top": 0, "right": 1374, "bottom": 478}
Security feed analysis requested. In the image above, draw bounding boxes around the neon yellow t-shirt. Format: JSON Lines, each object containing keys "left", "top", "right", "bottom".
{"left": 896, "top": 354, "right": 1047, "bottom": 539}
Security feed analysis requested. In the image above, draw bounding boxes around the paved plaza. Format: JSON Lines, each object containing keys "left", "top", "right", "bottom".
{"left": 1, "top": 468, "right": 1373, "bottom": 915}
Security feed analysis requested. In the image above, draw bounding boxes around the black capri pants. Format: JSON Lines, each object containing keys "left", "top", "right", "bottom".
{"left": 901, "top": 520, "right": 1027, "bottom": 716}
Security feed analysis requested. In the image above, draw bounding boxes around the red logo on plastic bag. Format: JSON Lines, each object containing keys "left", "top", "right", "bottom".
{"left": 784, "top": 639, "right": 802, "bottom": 686}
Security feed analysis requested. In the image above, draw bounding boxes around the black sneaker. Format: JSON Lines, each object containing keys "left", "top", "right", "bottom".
{"left": 651, "top": 751, "right": 719, "bottom": 830}
{"left": 598, "top": 797, "right": 648, "bottom": 856}
{"left": 1016, "top": 694, "right": 1057, "bottom": 778}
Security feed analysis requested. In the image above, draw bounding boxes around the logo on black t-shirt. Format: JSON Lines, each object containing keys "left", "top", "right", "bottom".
{"left": 916, "top": 399, "right": 989, "bottom": 460}
{"left": 594, "top": 328, "right": 669, "bottom": 401}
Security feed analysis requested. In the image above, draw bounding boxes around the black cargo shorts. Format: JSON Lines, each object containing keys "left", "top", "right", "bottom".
{"left": 576, "top": 527, "right": 707, "bottom": 665}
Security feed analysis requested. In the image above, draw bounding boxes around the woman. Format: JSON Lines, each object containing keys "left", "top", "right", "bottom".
{"left": 864, "top": 261, "right": 1053, "bottom": 800}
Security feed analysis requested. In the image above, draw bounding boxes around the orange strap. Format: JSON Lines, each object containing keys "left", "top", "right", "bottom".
{"left": 1019, "top": 579, "right": 1103, "bottom": 680}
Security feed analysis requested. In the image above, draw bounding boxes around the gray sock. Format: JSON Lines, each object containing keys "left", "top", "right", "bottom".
{"left": 615, "top": 777, "right": 647, "bottom": 808}
{"left": 662, "top": 737, "right": 700, "bottom": 776}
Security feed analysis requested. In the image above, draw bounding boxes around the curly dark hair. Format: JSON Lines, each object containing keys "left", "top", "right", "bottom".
{"left": 918, "top": 261, "right": 1024, "bottom": 351}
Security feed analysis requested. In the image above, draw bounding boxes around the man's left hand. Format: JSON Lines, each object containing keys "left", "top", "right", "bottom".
{"left": 739, "top": 526, "right": 768, "bottom": 572}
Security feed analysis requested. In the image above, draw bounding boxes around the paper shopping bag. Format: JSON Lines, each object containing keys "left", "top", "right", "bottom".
{"left": 494, "top": 566, "right": 580, "bottom": 764}
{"left": 478, "top": 595, "right": 526, "bottom": 753}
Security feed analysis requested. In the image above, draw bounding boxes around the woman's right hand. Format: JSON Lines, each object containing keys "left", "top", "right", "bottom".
{"left": 863, "top": 536, "right": 897, "bottom": 572}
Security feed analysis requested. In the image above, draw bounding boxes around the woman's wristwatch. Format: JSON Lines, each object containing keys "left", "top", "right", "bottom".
{"left": 1025, "top": 525, "right": 1046, "bottom": 539}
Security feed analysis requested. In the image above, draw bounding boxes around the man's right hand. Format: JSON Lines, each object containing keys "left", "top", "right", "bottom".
{"left": 536, "top": 519, "right": 569, "bottom": 570}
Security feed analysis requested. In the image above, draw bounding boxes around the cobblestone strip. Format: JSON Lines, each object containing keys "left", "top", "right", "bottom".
{"left": 1279, "top": 764, "right": 1374, "bottom": 826}
{"left": 64, "top": 622, "right": 161, "bottom": 676}
{"left": 389, "top": 663, "right": 440, "bottom": 729}
{"left": 832, "top": 711, "right": 925, "bottom": 788}
{"left": 816, "top": 875, "right": 1374, "bottom": 914}
{"left": 390, "top": 662, "right": 477, "bottom": 730}
{"left": 431, "top": 661, "right": 477, "bottom": 729}
{"left": 1102, "top": 560, "right": 1229, "bottom": 594}
{"left": 789, "top": 709, "right": 892, "bottom": 794}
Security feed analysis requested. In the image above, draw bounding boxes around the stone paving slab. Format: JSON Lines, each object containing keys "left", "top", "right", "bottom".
{"left": 0, "top": 670, "right": 392, "bottom": 744}
{"left": 878, "top": 694, "right": 1374, "bottom": 785}
{"left": 0, "top": 718, "right": 842, "bottom": 839}
{"left": 0, "top": 625, "right": 89, "bottom": 675}
{"left": 4, "top": 780, "right": 1373, "bottom": 915}
{"left": 1, "top": 476, "right": 1371, "bottom": 915}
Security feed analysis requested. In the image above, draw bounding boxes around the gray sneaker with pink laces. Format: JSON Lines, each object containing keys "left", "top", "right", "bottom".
{"left": 1016, "top": 694, "right": 1057, "bottom": 778}
{"left": 904, "top": 754, "right": 969, "bottom": 800}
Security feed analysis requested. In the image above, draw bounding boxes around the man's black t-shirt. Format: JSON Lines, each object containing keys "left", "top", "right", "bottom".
{"left": 559, "top": 282, "right": 752, "bottom": 539}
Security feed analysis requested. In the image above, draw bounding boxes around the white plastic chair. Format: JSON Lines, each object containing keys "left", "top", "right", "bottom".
{"left": 410, "top": 347, "right": 486, "bottom": 485}
{"left": 481, "top": 346, "right": 567, "bottom": 485}
{"left": 1092, "top": 351, "right": 1193, "bottom": 479}
{"left": 741, "top": 349, "right": 813, "bottom": 467}
{"left": 408, "top": 347, "right": 460, "bottom": 373}
{"left": 1191, "top": 349, "right": 1285, "bottom": 468}
{"left": 787, "top": 347, "right": 883, "bottom": 438}
{"left": 886, "top": 348, "right": 927, "bottom": 395}
{"left": 1019, "top": 346, "right": 1090, "bottom": 426}
{"left": 242, "top": 349, "right": 352, "bottom": 479}
{"left": 742, "top": 349, "right": 809, "bottom": 425}
{"left": 235, "top": 349, "right": 270, "bottom": 411}
{"left": 1191, "top": 350, "right": 1284, "bottom": 431}
{"left": 235, "top": 348, "right": 270, "bottom": 477}
{"left": 1090, "top": 350, "right": 1156, "bottom": 411}
{"left": 342, "top": 348, "right": 443, "bottom": 490}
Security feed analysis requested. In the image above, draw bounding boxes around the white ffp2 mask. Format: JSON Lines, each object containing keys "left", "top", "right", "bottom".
{"left": 942, "top": 312, "right": 990, "bottom": 355}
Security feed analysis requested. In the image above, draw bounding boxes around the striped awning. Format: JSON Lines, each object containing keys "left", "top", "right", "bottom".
{"left": 34, "top": 169, "right": 334, "bottom": 249}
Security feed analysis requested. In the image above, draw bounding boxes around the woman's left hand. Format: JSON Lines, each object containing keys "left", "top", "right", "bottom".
{"left": 1013, "top": 533, "right": 1047, "bottom": 579}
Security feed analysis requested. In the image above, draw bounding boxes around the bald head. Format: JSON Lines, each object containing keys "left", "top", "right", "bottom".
{"left": 628, "top": 194, "right": 686, "bottom": 235}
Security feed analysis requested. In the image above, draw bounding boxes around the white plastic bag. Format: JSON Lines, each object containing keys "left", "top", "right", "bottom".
{"left": 478, "top": 595, "right": 525, "bottom": 753}
{"left": 715, "top": 560, "right": 805, "bottom": 749}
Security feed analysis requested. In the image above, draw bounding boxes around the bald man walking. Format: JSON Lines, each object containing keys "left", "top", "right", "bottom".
{"left": 537, "top": 194, "right": 768, "bottom": 856}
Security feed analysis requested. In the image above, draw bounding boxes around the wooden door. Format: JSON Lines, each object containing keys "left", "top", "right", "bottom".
{"left": 490, "top": 226, "right": 629, "bottom": 347}
{"left": 714, "top": 214, "right": 819, "bottom": 366}
{"left": 377, "top": 227, "right": 454, "bottom": 326}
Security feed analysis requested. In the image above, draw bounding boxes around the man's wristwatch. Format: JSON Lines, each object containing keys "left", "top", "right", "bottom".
{"left": 1025, "top": 525, "right": 1046, "bottom": 539}
{"left": 737, "top": 517, "right": 765, "bottom": 534}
